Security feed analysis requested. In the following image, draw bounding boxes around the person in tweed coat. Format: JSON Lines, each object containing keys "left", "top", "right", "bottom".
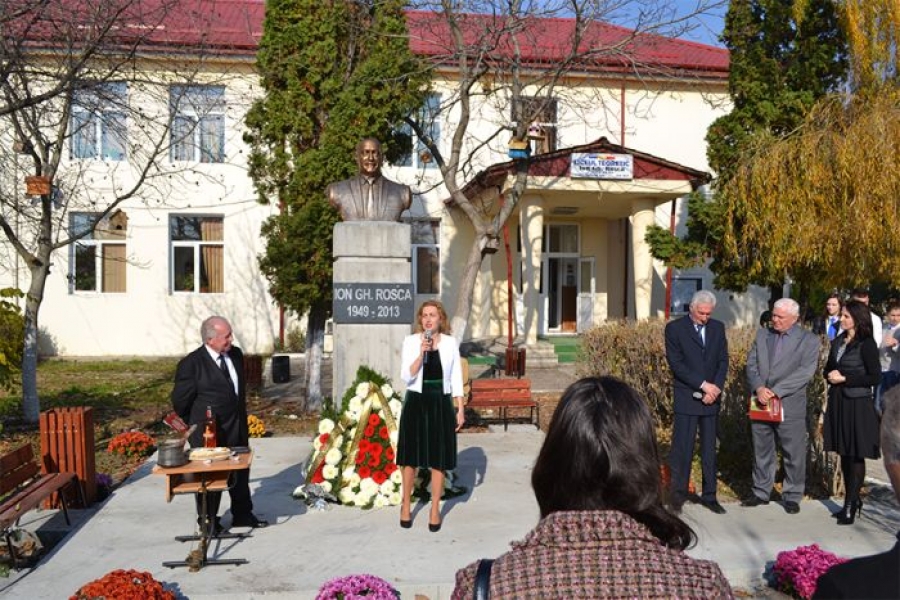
{"left": 452, "top": 377, "right": 733, "bottom": 599}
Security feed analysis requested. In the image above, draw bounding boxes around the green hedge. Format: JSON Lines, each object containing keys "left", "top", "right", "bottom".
{"left": 578, "top": 320, "right": 834, "bottom": 499}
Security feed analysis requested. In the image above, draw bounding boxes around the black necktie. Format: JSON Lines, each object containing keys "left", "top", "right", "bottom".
{"left": 696, "top": 324, "right": 705, "bottom": 347}
{"left": 218, "top": 354, "right": 232, "bottom": 384}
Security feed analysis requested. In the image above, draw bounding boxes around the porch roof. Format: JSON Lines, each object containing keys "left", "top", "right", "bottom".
{"left": 449, "top": 137, "right": 711, "bottom": 219}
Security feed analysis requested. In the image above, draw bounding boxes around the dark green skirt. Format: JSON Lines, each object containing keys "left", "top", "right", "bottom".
{"left": 397, "top": 380, "right": 457, "bottom": 470}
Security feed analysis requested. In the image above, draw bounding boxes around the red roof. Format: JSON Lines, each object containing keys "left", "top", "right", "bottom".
{"left": 458, "top": 137, "right": 710, "bottom": 201}
{"left": 10, "top": 1, "right": 726, "bottom": 75}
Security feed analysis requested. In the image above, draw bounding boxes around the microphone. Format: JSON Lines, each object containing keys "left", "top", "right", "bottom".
{"left": 423, "top": 329, "right": 432, "bottom": 365}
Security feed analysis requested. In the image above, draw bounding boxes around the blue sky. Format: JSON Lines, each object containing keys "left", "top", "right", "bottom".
{"left": 670, "top": 0, "right": 727, "bottom": 47}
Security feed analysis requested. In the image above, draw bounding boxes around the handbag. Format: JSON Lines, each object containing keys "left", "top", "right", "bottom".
{"left": 748, "top": 395, "right": 783, "bottom": 422}
{"left": 473, "top": 558, "right": 494, "bottom": 600}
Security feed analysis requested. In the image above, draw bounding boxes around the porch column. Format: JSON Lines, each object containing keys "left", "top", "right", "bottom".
{"left": 629, "top": 198, "right": 655, "bottom": 320}
{"left": 520, "top": 196, "right": 544, "bottom": 345}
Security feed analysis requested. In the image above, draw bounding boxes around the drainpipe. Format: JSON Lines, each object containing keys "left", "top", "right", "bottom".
{"left": 664, "top": 199, "right": 676, "bottom": 320}
{"left": 500, "top": 193, "right": 514, "bottom": 350}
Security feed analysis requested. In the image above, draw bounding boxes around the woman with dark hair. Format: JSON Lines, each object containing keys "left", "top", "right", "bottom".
{"left": 451, "top": 376, "right": 732, "bottom": 598}
{"left": 824, "top": 299, "right": 882, "bottom": 525}
{"left": 814, "top": 293, "right": 844, "bottom": 341}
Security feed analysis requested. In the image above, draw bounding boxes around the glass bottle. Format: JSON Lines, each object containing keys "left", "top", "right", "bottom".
{"left": 203, "top": 406, "right": 217, "bottom": 448}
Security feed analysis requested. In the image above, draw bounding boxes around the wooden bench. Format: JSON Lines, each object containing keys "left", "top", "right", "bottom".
{"left": 468, "top": 377, "right": 539, "bottom": 431}
{"left": 0, "top": 445, "right": 84, "bottom": 569}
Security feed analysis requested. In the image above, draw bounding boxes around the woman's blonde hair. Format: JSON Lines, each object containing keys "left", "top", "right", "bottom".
{"left": 414, "top": 300, "right": 451, "bottom": 334}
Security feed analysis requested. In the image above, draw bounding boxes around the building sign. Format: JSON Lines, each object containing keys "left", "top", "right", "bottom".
{"left": 570, "top": 153, "right": 634, "bottom": 180}
{"left": 333, "top": 283, "right": 414, "bottom": 324}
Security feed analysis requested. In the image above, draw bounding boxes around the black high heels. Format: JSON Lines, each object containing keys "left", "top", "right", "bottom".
{"left": 832, "top": 499, "right": 863, "bottom": 519}
{"left": 836, "top": 501, "right": 862, "bottom": 525}
{"left": 400, "top": 518, "right": 412, "bottom": 529}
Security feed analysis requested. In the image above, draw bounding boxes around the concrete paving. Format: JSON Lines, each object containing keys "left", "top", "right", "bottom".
{"left": 2, "top": 362, "right": 898, "bottom": 598}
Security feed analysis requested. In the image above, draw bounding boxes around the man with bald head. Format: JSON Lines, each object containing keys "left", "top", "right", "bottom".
{"left": 172, "top": 316, "right": 268, "bottom": 532}
{"left": 744, "top": 298, "right": 820, "bottom": 514}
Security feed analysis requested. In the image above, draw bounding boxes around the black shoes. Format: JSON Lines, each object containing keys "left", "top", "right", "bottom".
{"left": 836, "top": 501, "right": 861, "bottom": 525}
{"left": 741, "top": 495, "right": 770, "bottom": 507}
{"left": 701, "top": 500, "right": 727, "bottom": 514}
{"left": 231, "top": 514, "right": 269, "bottom": 528}
{"left": 783, "top": 501, "right": 801, "bottom": 515}
{"left": 428, "top": 518, "right": 442, "bottom": 532}
{"left": 400, "top": 519, "right": 412, "bottom": 529}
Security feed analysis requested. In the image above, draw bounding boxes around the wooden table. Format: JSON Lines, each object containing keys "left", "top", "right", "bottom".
{"left": 152, "top": 450, "right": 253, "bottom": 570}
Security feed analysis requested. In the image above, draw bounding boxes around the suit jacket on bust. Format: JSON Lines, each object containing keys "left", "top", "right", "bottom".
{"left": 327, "top": 175, "right": 411, "bottom": 221}
{"left": 171, "top": 345, "right": 248, "bottom": 448}
{"left": 665, "top": 315, "right": 728, "bottom": 416}
{"left": 746, "top": 324, "right": 821, "bottom": 421}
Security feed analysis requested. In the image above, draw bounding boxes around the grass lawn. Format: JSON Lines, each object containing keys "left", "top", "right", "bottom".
{"left": 0, "top": 358, "right": 316, "bottom": 486}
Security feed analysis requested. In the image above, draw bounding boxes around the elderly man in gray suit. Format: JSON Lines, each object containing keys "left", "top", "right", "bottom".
{"left": 744, "top": 298, "right": 820, "bottom": 514}
{"left": 327, "top": 137, "right": 411, "bottom": 222}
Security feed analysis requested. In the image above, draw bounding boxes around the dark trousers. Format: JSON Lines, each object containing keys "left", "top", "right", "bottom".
{"left": 195, "top": 468, "right": 253, "bottom": 525}
{"left": 669, "top": 412, "right": 718, "bottom": 503}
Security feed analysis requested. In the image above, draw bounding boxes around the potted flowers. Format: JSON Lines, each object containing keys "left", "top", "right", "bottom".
{"left": 71, "top": 569, "right": 175, "bottom": 599}
{"left": 316, "top": 573, "right": 398, "bottom": 599}
{"left": 773, "top": 544, "right": 846, "bottom": 599}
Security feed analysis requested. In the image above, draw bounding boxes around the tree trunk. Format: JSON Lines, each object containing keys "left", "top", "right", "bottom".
{"left": 450, "top": 239, "right": 489, "bottom": 342}
{"left": 304, "top": 301, "right": 328, "bottom": 413}
{"left": 21, "top": 261, "right": 50, "bottom": 424}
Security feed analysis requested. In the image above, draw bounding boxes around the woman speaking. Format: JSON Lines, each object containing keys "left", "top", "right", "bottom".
{"left": 397, "top": 300, "right": 465, "bottom": 532}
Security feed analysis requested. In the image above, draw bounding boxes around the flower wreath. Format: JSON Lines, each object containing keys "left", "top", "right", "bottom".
{"left": 296, "top": 366, "right": 403, "bottom": 509}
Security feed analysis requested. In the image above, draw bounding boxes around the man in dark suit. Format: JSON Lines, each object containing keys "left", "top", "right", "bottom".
{"left": 744, "top": 298, "right": 820, "bottom": 514}
{"left": 327, "top": 137, "right": 412, "bottom": 222}
{"left": 812, "top": 385, "right": 900, "bottom": 599}
{"left": 665, "top": 290, "right": 729, "bottom": 514}
{"left": 171, "top": 316, "right": 268, "bottom": 532}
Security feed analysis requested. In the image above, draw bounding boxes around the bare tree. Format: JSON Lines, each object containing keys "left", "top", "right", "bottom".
{"left": 403, "top": 0, "right": 726, "bottom": 338}
{"left": 0, "top": 0, "right": 254, "bottom": 422}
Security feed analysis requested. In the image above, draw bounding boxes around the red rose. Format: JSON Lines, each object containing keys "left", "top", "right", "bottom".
{"left": 385, "top": 448, "right": 395, "bottom": 461}
{"left": 355, "top": 452, "right": 365, "bottom": 464}
{"left": 379, "top": 426, "right": 389, "bottom": 439}
{"left": 368, "top": 414, "right": 381, "bottom": 426}
{"left": 365, "top": 425, "right": 375, "bottom": 437}
{"left": 385, "top": 462, "right": 397, "bottom": 474}
{"left": 370, "top": 443, "right": 382, "bottom": 455}
{"left": 368, "top": 456, "right": 380, "bottom": 468}
{"left": 319, "top": 433, "right": 330, "bottom": 444}
{"left": 359, "top": 439, "right": 370, "bottom": 453}
{"left": 372, "top": 471, "right": 387, "bottom": 484}
{"left": 358, "top": 466, "right": 371, "bottom": 479}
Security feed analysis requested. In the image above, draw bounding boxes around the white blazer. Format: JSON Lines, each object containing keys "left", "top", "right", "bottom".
{"left": 400, "top": 333, "right": 464, "bottom": 397}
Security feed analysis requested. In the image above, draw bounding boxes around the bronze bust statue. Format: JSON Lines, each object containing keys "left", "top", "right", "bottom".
{"left": 327, "top": 138, "right": 412, "bottom": 222}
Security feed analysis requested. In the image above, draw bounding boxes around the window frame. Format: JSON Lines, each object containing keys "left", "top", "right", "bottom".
{"left": 396, "top": 93, "right": 441, "bottom": 170}
{"left": 169, "top": 214, "right": 225, "bottom": 294}
{"left": 69, "top": 82, "right": 128, "bottom": 161}
{"left": 68, "top": 211, "right": 127, "bottom": 293}
{"left": 169, "top": 85, "right": 226, "bottom": 163}
{"left": 408, "top": 219, "right": 441, "bottom": 295}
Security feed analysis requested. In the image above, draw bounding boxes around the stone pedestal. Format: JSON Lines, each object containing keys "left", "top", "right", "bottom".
{"left": 332, "top": 222, "right": 411, "bottom": 400}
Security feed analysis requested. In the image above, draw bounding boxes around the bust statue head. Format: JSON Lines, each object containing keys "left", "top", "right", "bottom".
{"left": 356, "top": 138, "right": 383, "bottom": 178}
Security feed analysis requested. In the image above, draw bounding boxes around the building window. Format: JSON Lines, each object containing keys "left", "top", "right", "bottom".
{"left": 511, "top": 95, "right": 558, "bottom": 155}
{"left": 170, "top": 215, "right": 224, "bottom": 293}
{"left": 670, "top": 277, "right": 702, "bottom": 315}
{"left": 70, "top": 82, "right": 127, "bottom": 161}
{"left": 410, "top": 220, "right": 440, "bottom": 294}
{"left": 169, "top": 85, "right": 225, "bottom": 163}
{"left": 397, "top": 93, "right": 441, "bottom": 169}
{"left": 69, "top": 211, "right": 128, "bottom": 292}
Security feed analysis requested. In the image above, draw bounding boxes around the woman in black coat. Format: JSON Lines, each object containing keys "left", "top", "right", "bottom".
{"left": 823, "top": 300, "right": 882, "bottom": 525}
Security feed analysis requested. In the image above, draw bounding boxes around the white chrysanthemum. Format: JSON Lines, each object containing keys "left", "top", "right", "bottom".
{"left": 321, "top": 481, "right": 333, "bottom": 493}
{"left": 324, "top": 448, "right": 342, "bottom": 466}
{"left": 388, "top": 491, "right": 402, "bottom": 505}
{"left": 389, "top": 399, "right": 402, "bottom": 417}
{"left": 355, "top": 382, "right": 371, "bottom": 398}
{"left": 380, "top": 384, "right": 394, "bottom": 399}
{"left": 354, "top": 491, "right": 372, "bottom": 506}
{"left": 389, "top": 430, "right": 399, "bottom": 446}
{"left": 360, "top": 478, "right": 379, "bottom": 494}
{"left": 373, "top": 494, "right": 388, "bottom": 508}
{"left": 318, "top": 418, "right": 335, "bottom": 435}
{"left": 390, "top": 470, "right": 403, "bottom": 485}
{"left": 379, "top": 480, "right": 395, "bottom": 496}
{"left": 312, "top": 436, "right": 323, "bottom": 451}
{"left": 342, "top": 466, "right": 355, "bottom": 479}
{"left": 348, "top": 472, "right": 361, "bottom": 488}
{"left": 348, "top": 397, "right": 363, "bottom": 413}
{"left": 323, "top": 464, "right": 339, "bottom": 480}
{"left": 338, "top": 487, "right": 355, "bottom": 504}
